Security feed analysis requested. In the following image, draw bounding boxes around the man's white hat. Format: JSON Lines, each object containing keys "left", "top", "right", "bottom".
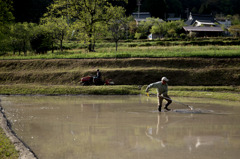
{"left": 161, "top": 77, "right": 169, "bottom": 82}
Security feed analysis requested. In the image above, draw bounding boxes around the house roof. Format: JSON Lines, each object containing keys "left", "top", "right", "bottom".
{"left": 183, "top": 26, "right": 224, "bottom": 32}
{"left": 185, "top": 13, "right": 216, "bottom": 25}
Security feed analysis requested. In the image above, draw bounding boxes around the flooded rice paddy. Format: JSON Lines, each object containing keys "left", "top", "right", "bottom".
{"left": 1, "top": 95, "right": 240, "bottom": 159}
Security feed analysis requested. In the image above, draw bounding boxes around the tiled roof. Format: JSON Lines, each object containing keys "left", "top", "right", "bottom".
{"left": 185, "top": 13, "right": 216, "bottom": 25}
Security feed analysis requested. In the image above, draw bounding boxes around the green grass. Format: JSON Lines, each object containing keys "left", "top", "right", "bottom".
{"left": 1, "top": 45, "right": 240, "bottom": 60}
{"left": 169, "top": 86, "right": 240, "bottom": 92}
{"left": 0, "top": 128, "right": 19, "bottom": 159}
{"left": 169, "top": 91, "right": 240, "bottom": 101}
{"left": 0, "top": 84, "right": 141, "bottom": 95}
{"left": 142, "top": 85, "right": 240, "bottom": 101}
{"left": 0, "top": 84, "right": 239, "bottom": 101}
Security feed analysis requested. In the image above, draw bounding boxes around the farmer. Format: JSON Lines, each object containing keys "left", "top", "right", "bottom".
{"left": 146, "top": 77, "right": 172, "bottom": 112}
{"left": 93, "top": 69, "right": 102, "bottom": 84}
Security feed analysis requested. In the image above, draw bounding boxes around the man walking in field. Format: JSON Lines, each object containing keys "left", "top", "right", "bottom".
{"left": 146, "top": 77, "right": 172, "bottom": 112}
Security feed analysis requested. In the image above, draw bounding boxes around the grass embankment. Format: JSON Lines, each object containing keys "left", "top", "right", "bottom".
{"left": 1, "top": 45, "right": 240, "bottom": 59}
{"left": 1, "top": 58, "right": 240, "bottom": 85}
{"left": 0, "top": 45, "right": 239, "bottom": 99}
{"left": 0, "top": 128, "right": 19, "bottom": 159}
{"left": 0, "top": 84, "right": 239, "bottom": 101}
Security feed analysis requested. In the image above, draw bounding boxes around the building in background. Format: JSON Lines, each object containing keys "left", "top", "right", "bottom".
{"left": 183, "top": 13, "right": 224, "bottom": 37}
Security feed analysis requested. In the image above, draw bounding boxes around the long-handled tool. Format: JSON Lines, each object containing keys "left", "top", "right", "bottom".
{"left": 147, "top": 92, "right": 193, "bottom": 110}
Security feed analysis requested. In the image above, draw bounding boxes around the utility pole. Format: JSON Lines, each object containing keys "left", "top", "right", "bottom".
{"left": 185, "top": 8, "right": 189, "bottom": 19}
{"left": 137, "top": 0, "right": 141, "bottom": 18}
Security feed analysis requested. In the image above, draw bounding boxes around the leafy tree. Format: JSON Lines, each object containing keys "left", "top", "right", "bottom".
{"left": 128, "top": 18, "right": 138, "bottom": 39}
{"left": 47, "top": 0, "right": 127, "bottom": 52}
{"left": 137, "top": 19, "right": 185, "bottom": 39}
{"left": 0, "top": 0, "right": 14, "bottom": 25}
{"left": 150, "top": 20, "right": 166, "bottom": 38}
{"left": 30, "top": 25, "right": 52, "bottom": 54}
{"left": 230, "top": 14, "right": 240, "bottom": 25}
{"left": 41, "top": 17, "right": 69, "bottom": 52}
{"left": 229, "top": 25, "right": 240, "bottom": 37}
{"left": 151, "top": 22, "right": 167, "bottom": 37}
{"left": 0, "top": 0, "right": 14, "bottom": 54}
{"left": 136, "top": 17, "right": 164, "bottom": 39}
{"left": 108, "top": 7, "right": 127, "bottom": 51}
{"left": 165, "top": 20, "right": 185, "bottom": 37}
{"left": 9, "top": 23, "right": 35, "bottom": 55}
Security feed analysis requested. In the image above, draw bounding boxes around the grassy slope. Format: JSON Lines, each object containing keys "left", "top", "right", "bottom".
{"left": 0, "top": 84, "right": 239, "bottom": 101}
{"left": 0, "top": 128, "right": 19, "bottom": 158}
{"left": 1, "top": 45, "right": 240, "bottom": 59}
{"left": 0, "top": 45, "right": 239, "bottom": 99}
{"left": 0, "top": 58, "right": 240, "bottom": 86}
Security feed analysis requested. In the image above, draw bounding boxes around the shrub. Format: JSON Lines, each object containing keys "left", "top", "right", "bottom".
{"left": 128, "top": 43, "right": 138, "bottom": 47}
{"left": 30, "top": 32, "right": 52, "bottom": 54}
{"left": 138, "top": 42, "right": 152, "bottom": 46}
{"left": 180, "top": 33, "right": 186, "bottom": 39}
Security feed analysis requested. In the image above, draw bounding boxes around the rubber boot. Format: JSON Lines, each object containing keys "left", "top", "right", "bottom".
{"left": 164, "top": 106, "right": 171, "bottom": 111}
{"left": 158, "top": 105, "right": 162, "bottom": 112}
{"left": 164, "top": 101, "right": 172, "bottom": 111}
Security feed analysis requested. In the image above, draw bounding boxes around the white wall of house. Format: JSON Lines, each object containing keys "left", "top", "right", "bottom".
{"left": 193, "top": 20, "right": 216, "bottom": 27}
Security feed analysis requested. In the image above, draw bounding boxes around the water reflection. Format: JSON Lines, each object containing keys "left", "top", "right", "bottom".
{"left": 145, "top": 113, "right": 168, "bottom": 148}
{"left": 1, "top": 95, "right": 240, "bottom": 159}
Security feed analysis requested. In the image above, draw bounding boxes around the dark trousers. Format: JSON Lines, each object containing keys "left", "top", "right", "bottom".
{"left": 158, "top": 94, "right": 172, "bottom": 107}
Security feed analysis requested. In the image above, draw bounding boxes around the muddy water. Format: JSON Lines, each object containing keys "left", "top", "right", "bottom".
{"left": 1, "top": 95, "right": 240, "bottom": 159}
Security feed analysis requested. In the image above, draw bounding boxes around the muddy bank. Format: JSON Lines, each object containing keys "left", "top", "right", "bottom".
{"left": 0, "top": 99, "right": 37, "bottom": 159}
{"left": 0, "top": 58, "right": 239, "bottom": 86}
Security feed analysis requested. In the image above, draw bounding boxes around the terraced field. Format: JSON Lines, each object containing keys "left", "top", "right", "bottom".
{"left": 0, "top": 58, "right": 240, "bottom": 86}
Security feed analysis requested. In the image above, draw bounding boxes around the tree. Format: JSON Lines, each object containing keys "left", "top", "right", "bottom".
{"left": 0, "top": 0, "right": 14, "bottom": 25}
{"left": 0, "top": 0, "right": 15, "bottom": 54}
{"left": 30, "top": 25, "right": 52, "bottom": 54}
{"left": 150, "top": 20, "right": 166, "bottom": 38}
{"left": 9, "top": 23, "right": 35, "bottom": 55}
{"left": 47, "top": 0, "right": 127, "bottom": 52}
{"left": 136, "top": 17, "right": 164, "bottom": 39}
{"left": 128, "top": 18, "right": 138, "bottom": 39}
{"left": 229, "top": 25, "right": 240, "bottom": 37}
{"left": 231, "top": 14, "right": 240, "bottom": 25}
{"left": 108, "top": 7, "right": 127, "bottom": 51}
{"left": 165, "top": 20, "right": 185, "bottom": 37}
{"left": 41, "top": 17, "right": 69, "bottom": 52}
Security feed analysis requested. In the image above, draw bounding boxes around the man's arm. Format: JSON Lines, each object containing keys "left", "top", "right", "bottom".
{"left": 145, "top": 82, "right": 159, "bottom": 92}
